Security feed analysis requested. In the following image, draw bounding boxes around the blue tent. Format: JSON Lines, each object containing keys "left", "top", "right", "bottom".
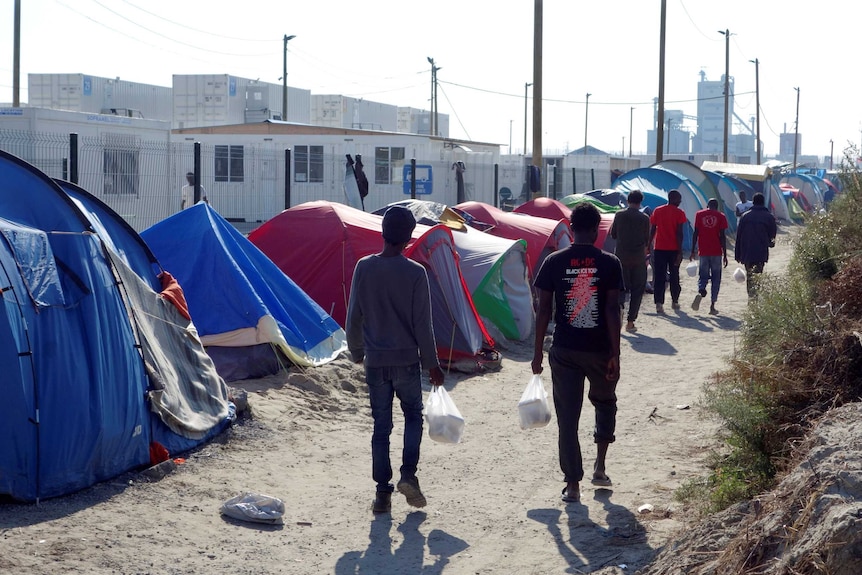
{"left": 612, "top": 166, "right": 709, "bottom": 251}
{"left": 141, "top": 204, "right": 347, "bottom": 381}
{"left": 0, "top": 150, "right": 230, "bottom": 502}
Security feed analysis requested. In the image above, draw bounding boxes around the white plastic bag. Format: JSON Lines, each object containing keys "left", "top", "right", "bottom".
{"left": 685, "top": 261, "right": 698, "bottom": 277}
{"left": 220, "top": 492, "right": 285, "bottom": 524}
{"left": 518, "top": 374, "right": 552, "bottom": 430}
{"left": 733, "top": 267, "right": 747, "bottom": 283}
{"left": 425, "top": 386, "right": 465, "bottom": 444}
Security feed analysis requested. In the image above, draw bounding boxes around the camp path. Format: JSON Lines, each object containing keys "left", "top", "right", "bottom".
{"left": 0, "top": 227, "right": 797, "bottom": 575}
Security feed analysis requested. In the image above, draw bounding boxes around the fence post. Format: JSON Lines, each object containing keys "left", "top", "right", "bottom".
{"left": 193, "top": 142, "right": 202, "bottom": 203}
{"left": 493, "top": 163, "right": 499, "bottom": 208}
{"left": 553, "top": 164, "right": 558, "bottom": 200}
{"left": 410, "top": 158, "right": 416, "bottom": 200}
{"left": 69, "top": 133, "right": 78, "bottom": 184}
{"left": 590, "top": 168, "right": 595, "bottom": 190}
{"left": 572, "top": 167, "right": 576, "bottom": 194}
{"left": 284, "top": 148, "right": 292, "bottom": 210}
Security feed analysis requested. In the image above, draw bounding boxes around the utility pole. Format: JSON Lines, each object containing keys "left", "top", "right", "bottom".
{"left": 629, "top": 107, "right": 634, "bottom": 157}
{"left": 750, "top": 58, "right": 761, "bottom": 164}
{"left": 532, "top": 0, "right": 543, "bottom": 177}
{"left": 427, "top": 57, "right": 441, "bottom": 136}
{"left": 793, "top": 86, "right": 800, "bottom": 171}
{"left": 282, "top": 34, "right": 296, "bottom": 121}
{"left": 524, "top": 82, "right": 532, "bottom": 155}
{"left": 719, "top": 29, "right": 731, "bottom": 163}
{"left": 584, "top": 93, "right": 591, "bottom": 154}
{"left": 13, "top": 0, "right": 21, "bottom": 107}
{"left": 656, "top": 0, "right": 667, "bottom": 162}
{"left": 830, "top": 139, "right": 834, "bottom": 170}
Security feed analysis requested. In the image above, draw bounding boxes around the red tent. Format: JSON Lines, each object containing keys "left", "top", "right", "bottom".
{"left": 455, "top": 201, "right": 573, "bottom": 277}
{"left": 513, "top": 197, "right": 615, "bottom": 252}
{"left": 248, "top": 201, "right": 495, "bottom": 365}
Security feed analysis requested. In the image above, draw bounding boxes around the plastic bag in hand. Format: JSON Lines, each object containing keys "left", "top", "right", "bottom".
{"left": 733, "top": 267, "right": 746, "bottom": 283}
{"left": 685, "top": 261, "right": 698, "bottom": 277}
{"left": 518, "top": 374, "right": 552, "bottom": 430}
{"left": 425, "top": 386, "right": 465, "bottom": 444}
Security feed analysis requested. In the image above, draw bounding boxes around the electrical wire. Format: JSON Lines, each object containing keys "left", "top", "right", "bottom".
{"left": 437, "top": 83, "right": 471, "bottom": 141}
{"left": 119, "top": 0, "right": 276, "bottom": 42}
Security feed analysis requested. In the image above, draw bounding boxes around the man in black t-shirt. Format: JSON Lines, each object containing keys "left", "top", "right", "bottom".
{"left": 532, "top": 203, "right": 622, "bottom": 504}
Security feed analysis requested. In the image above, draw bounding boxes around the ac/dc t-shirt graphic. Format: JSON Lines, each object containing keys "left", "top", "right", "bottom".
{"left": 564, "top": 259, "right": 598, "bottom": 329}
{"left": 534, "top": 244, "right": 622, "bottom": 354}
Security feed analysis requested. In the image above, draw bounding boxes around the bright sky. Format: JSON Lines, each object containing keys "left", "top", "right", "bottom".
{"left": 1, "top": 0, "right": 859, "bottom": 162}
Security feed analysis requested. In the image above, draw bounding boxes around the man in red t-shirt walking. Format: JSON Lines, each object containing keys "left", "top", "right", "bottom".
{"left": 648, "top": 190, "right": 688, "bottom": 314}
{"left": 689, "top": 198, "right": 729, "bottom": 315}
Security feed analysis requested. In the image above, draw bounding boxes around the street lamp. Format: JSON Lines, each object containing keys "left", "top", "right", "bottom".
{"left": 584, "top": 92, "right": 592, "bottom": 154}
{"left": 749, "top": 58, "right": 761, "bottom": 164}
{"left": 282, "top": 34, "right": 296, "bottom": 121}
{"left": 793, "top": 86, "right": 800, "bottom": 171}
{"left": 718, "top": 29, "right": 731, "bottom": 162}
{"left": 524, "top": 82, "right": 532, "bottom": 155}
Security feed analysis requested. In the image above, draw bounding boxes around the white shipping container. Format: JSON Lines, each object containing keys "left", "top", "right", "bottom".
{"left": 28, "top": 74, "right": 172, "bottom": 121}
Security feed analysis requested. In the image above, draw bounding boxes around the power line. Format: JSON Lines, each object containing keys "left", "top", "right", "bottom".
{"left": 119, "top": 0, "right": 276, "bottom": 42}
{"left": 437, "top": 82, "right": 471, "bottom": 141}
{"left": 85, "top": 0, "right": 277, "bottom": 57}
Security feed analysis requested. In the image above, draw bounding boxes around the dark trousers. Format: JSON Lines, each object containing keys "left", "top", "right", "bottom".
{"left": 620, "top": 263, "right": 647, "bottom": 322}
{"left": 744, "top": 262, "right": 765, "bottom": 298}
{"left": 652, "top": 249, "right": 681, "bottom": 305}
{"left": 366, "top": 363, "right": 424, "bottom": 493}
{"left": 549, "top": 346, "right": 617, "bottom": 483}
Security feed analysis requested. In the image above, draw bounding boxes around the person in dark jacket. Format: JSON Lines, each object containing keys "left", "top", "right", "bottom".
{"left": 734, "top": 193, "right": 777, "bottom": 298}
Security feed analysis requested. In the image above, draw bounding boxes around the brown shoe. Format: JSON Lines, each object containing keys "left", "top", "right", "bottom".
{"left": 372, "top": 491, "right": 391, "bottom": 514}
{"left": 397, "top": 477, "right": 427, "bottom": 508}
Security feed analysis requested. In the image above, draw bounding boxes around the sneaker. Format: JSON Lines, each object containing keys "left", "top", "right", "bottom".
{"left": 709, "top": 306, "right": 719, "bottom": 315}
{"left": 656, "top": 304, "right": 665, "bottom": 315}
{"left": 397, "top": 477, "right": 427, "bottom": 508}
{"left": 671, "top": 301, "right": 681, "bottom": 310}
{"left": 625, "top": 321, "right": 637, "bottom": 333}
{"left": 691, "top": 293, "right": 702, "bottom": 311}
{"left": 372, "top": 491, "right": 391, "bottom": 514}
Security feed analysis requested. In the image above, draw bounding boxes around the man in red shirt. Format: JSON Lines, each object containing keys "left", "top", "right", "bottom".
{"left": 648, "top": 190, "right": 688, "bottom": 314}
{"left": 689, "top": 198, "right": 729, "bottom": 315}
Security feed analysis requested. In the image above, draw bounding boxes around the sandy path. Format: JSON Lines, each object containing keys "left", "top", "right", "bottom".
{"left": 0, "top": 228, "right": 795, "bottom": 575}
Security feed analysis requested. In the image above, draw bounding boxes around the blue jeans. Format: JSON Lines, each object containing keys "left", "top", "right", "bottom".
{"left": 697, "top": 255, "right": 723, "bottom": 302}
{"left": 366, "top": 363, "right": 424, "bottom": 493}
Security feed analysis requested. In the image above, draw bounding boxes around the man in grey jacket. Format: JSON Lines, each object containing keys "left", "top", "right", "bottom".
{"left": 346, "top": 206, "right": 445, "bottom": 514}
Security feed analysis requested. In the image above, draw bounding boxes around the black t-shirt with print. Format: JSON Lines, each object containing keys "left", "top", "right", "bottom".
{"left": 534, "top": 244, "right": 622, "bottom": 354}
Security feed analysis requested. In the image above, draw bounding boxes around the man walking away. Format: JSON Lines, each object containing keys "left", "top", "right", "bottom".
{"left": 610, "top": 189, "right": 650, "bottom": 332}
{"left": 532, "top": 203, "right": 622, "bottom": 504}
{"left": 735, "top": 190, "right": 753, "bottom": 219}
{"left": 649, "top": 189, "right": 687, "bottom": 314}
{"left": 690, "top": 198, "right": 729, "bottom": 315}
{"left": 734, "top": 193, "right": 777, "bottom": 299}
{"left": 346, "top": 206, "right": 445, "bottom": 514}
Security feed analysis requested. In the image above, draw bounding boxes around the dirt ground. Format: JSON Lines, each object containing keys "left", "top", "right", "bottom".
{"left": 0, "top": 228, "right": 798, "bottom": 575}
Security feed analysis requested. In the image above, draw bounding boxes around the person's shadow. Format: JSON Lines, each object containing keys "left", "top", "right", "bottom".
{"left": 334, "top": 511, "right": 468, "bottom": 575}
{"left": 527, "top": 489, "right": 654, "bottom": 573}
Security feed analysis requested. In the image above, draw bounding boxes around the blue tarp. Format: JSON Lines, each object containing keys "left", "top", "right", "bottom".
{"left": 140, "top": 204, "right": 346, "bottom": 376}
{"left": 0, "top": 150, "right": 229, "bottom": 501}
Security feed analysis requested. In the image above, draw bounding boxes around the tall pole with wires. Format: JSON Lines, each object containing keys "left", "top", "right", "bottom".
{"left": 750, "top": 58, "right": 761, "bottom": 164}
{"left": 427, "top": 57, "right": 441, "bottom": 136}
{"left": 524, "top": 82, "right": 532, "bottom": 155}
{"left": 282, "top": 34, "right": 296, "bottom": 121}
{"left": 719, "top": 29, "right": 731, "bottom": 163}
{"left": 793, "top": 86, "right": 800, "bottom": 171}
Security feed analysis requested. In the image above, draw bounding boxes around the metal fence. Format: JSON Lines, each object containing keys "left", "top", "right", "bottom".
{"left": 1, "top": 129, "right": 612, "bottom": 233}
{"left": 0, "top": 130, "right": 500, "bottom": 232}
